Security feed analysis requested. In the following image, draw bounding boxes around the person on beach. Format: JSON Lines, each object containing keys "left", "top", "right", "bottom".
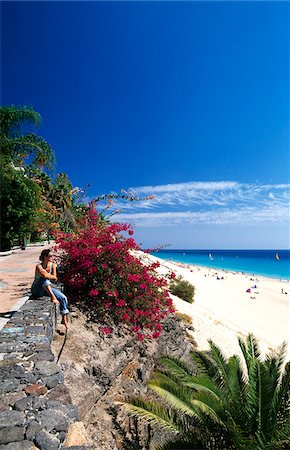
{"left": 31, "top": 249, "right": 69, "bottom": 329}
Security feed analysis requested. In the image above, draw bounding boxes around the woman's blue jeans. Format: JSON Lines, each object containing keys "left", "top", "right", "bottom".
{"left": 31, "top": 278, "right": 69, "bottom": 315}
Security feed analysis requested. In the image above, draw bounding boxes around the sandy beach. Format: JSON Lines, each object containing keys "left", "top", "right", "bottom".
{"left": 141, "top": 252, "right": 290, "bottom": 361}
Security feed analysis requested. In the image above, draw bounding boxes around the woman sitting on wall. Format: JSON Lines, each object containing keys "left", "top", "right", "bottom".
{"left": 31, "top": 249, "right": 69, "bottom": 329}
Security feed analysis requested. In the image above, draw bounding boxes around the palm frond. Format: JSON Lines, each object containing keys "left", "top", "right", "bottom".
{"left": 160, "top": 356, "right": 194, "bottom": 379}
{"left": 271, "top": 361, "right": 290, "bottom": 423}
{"left": 246, "top": 333, "right": 261, "bottom": 360}
{"left": 122, "top": 398, "right": 180, "bottom": 434}
{"left": 226, "top": 355, "right": 247, "bottom": 414}
{"left": 0, "top": 105, "right": 41, "bottom": 137}
{"left": 11, "top": 134, "right": 55, "bottom": 168}
{"left": 191, "top": 398, "right": 226, "bottom": 427}
{"left": 208, "top": 340, "right": 230, "bottom": 388}
{"left": 184, "top": 374, "right": 226, "bottom": 404}
{"left": 148, "top": 383, "right": 199, "bottom": 420}
{"left": 190, "top": 349, "right": 219, "bottom": 379}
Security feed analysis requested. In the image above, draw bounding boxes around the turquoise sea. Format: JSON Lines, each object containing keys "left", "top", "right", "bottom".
{"left": 150, "top": 250, "right": 290, "bottom": 281}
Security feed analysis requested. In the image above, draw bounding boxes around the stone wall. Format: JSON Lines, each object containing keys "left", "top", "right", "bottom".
{"left": 0, "top": 297, "right": 90, "bottom": 450}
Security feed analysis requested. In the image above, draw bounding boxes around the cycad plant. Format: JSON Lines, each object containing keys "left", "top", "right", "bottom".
{"left": 123, "top": 334, "right": 290, "bottom": 449}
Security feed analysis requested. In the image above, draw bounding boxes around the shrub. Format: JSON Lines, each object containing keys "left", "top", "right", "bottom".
{"left": 169, "top": 276, "right": 195, "bottom": 303}
{"left": 175, "top": 312, "right": 193, "bottom": 325}
{"left": 55, "top": 203, "right": 175, "bottom": 339}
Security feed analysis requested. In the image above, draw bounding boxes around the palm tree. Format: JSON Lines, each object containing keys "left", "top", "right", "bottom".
{"left": 49, "top": 172, "right": 76, "bottom": 231}
{"left": 0, "top": 105, "right": 55, "bottom": 169}
{"left": 123, "top": 334, "right": 290, "bottom": 449}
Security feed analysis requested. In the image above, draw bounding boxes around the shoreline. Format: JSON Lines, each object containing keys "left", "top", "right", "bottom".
{"left": 141, "top": 252, "right": 290, "bottom": 360}
{"left": 151, "top": 252, "right": 290, "bottom": 282}
{"left": 163, "top": 258, "right": 290, "bottom": 284}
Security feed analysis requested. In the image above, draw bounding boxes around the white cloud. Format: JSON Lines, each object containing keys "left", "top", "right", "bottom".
{"left": 116, "top": 204, "right": 290, "bottom": 227}
{"left": 131, "top": 180, "right": 238, "bottom": 194}
{"left": 109, "top": 180, "right": 290, "bottom": 227}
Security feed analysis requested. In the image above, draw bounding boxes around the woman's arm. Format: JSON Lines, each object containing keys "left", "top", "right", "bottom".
{"left": 36, "top": 264, "right": 57, "bottom": 280}
{"left": 51, "top": 263, "right": 58, "bottom": 281}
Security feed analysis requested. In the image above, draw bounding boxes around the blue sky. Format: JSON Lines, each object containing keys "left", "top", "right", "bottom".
{"left": 2, "top": 1, "right": 289, "bottom": 249}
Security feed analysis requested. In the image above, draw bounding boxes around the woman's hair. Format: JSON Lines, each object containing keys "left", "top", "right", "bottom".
{"left": 39, "top": 249, "right": 51, "bottom": 261}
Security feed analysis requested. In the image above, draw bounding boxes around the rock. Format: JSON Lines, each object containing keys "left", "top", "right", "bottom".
{"left": 25, "top": 420, "right": 42, "bottom": 440}
{"left": 0, "top": 379, "right": 20, "bottom": 394}
{"left": 24, "top": 384, "right": 48, "bottom": 396}
{"left": 31, "top": 351, "right": 54, "bottom": 362}
{"left": 0, "top": 426, "right": 25, "bottom": 444}
{"left": 63, "top": 447, "right": 91, "bottom": 450}
{"left": 32, "top": 396, "right": 48, "bottom": 410}
{"left": 14, "top": 395, "right": 34, "bottom": 411}
{"left": 47, "top": 384, "right": 72, "bottom": 404}
{"left": 0, "top": 391, "right": 26, "bottom": 412}
{"left": 37, "top": 408, "right": 68, "bottom": 432}
{"left": 35, "top": 429, "right": 60, "bottom": 450}
{"left": 18, "top": 373, "right": 38, "bottom": 385}
{"left": 43, "top": 371, "right": 64, "bottom": 389}
{"left": 63, "top": 422, "right": 89, "bottom": 447}
{"left": 0, "top": 440, "right": 37, "bottom": 450}
{"left": 46, "top": 402, "right": 79, "bottom": 421}
{"left": 0, "top": 410, "right": 25, "bottom": 428}
{"left": 34, "top": 361, "right": 60, "bottom": 377}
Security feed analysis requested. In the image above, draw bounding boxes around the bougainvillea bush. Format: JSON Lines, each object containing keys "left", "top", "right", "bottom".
{"left": 55, "top": 204, "right": 175, "bottom": 339}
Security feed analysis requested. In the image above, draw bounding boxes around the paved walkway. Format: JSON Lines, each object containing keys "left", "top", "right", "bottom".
{"left": 0, "top": 245, "right": 50, "bottom": 328}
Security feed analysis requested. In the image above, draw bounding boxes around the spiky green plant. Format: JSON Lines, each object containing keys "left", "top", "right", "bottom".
{"left": 0, "top": 105, "right": 55, "bottom": 169}
{"left": 122, "top": 334, "right": 290, "bottom": 449}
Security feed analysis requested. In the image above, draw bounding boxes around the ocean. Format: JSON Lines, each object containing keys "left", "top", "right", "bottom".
{"left": 150, "top": 249, "right": 290, "bottom": 280}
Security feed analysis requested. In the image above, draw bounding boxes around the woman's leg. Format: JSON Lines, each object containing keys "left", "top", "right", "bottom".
{"left": 51, "top": 287, "right": 69, "bottom": 329}
{"left": 43, "top": 280, "right": 59, "bottom": 305}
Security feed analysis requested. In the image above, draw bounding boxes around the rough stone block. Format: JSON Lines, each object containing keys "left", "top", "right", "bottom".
{"left": 36, "top": 408, "right": 68, "bottom": 432}
{"left": 43, "top": 372, "right": 64, "bottom": 389}
{"left": 14, "top": 395, "right": 34, "bottom": 411}
{"left": 0, "top": 440, "right": 36, "bottom": 450}
{"left": 31, "top": 351, "right": 54, "bottom": 362}
{"left": 25, "top": 419, "right": 42, "bottom": 440}
{"left": 47, "top": 384, "right": 72, "bottom": 404}
{"left": 0, "top": 379, "right": 20, "bottom": 394}
{"left": 35, "top": 361, "right": 60, "bottom": 377}
{"left": 0, "top": 391, "right": 25, "bottom": 411}
{"left": 24, "top": 384, "right": 48, "bottom": 396}
{"left": 35, "top": 429, "right": 60, "bottom": 450}
{"left": 0, "top": 410, "right": 26, "bottom": 428}
{"left": 0, "top": 426, "right": 25, "bottom": 444}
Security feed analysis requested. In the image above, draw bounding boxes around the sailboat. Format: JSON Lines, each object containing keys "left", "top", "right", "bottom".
{"left": 209, "top": 253, "right": 213, "bottom": 260}
{"left": 275, "top": 253, "right": 280, "bottom": 260}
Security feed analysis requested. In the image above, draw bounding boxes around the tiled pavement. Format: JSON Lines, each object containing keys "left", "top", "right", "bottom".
{"left": 0, "top": 246, "right": 50, "bottom": 330}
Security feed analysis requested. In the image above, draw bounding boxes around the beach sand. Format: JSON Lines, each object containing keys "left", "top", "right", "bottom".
{"left": 141, "top": 252, "right": 290, "bottom": 360}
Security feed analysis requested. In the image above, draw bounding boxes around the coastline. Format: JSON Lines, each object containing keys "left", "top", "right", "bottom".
{"left": 152, "top": 251, "right": 290, "bottom": 282}
{"left": 141, "top": 252, "right": 290, "bottom": 361}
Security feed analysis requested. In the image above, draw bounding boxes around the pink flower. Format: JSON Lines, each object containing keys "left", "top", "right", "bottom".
{"left": 116, "top": 299, "right": 126, "bottom": 307}
{"left": 152, "top": 331, "right": 161, "bottom": 338}
{"left": 128, "top": 229, "right": 134, "bottom": 235}
{"left": 121, "top": 313, "right": 130, "bottom": 321}
{"left": 89, "top": 289, "right": 99, "bottom": 297}
{"left": 101, "top": 263, "right": 108, "bottom": 269}
{"left": 100, "top": 326, "right": 112, "bottom": 335}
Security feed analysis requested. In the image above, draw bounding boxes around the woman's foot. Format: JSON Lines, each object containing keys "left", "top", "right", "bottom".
{"left": 61, "top": 315, "right": 69, "bottom": 329}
